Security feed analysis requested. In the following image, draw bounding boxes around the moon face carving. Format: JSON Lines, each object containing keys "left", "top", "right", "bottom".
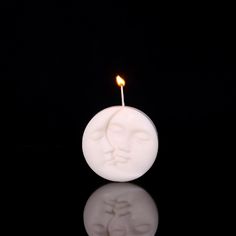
{"left": 82, "top": 106, "right": 158, "bottom": 182}
{"left": 83, "top": 183, "right": 159, "bottom": 236}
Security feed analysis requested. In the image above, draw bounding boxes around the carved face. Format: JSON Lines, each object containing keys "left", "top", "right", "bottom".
{"left": 83, "top": 183, "right": 159, "bottom": 236}
{"left": 82, "top": 106, "right": 158, "bottom": 182}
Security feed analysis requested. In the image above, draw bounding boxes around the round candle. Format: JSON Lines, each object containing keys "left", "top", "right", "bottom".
{"left": 82, "top": 105, "right": 158, "bottom": 182}
{"left": 83, "top": 183, "right": 159, "bottom": 236}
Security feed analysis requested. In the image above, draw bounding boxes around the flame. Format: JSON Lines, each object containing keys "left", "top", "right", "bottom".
{"left": 116, "top": 75, "right": 126, "bottom": 87}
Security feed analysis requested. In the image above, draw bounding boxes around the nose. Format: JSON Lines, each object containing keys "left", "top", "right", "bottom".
{"left": 106, "top": 127, "right": 131, "bottom": 152}
{"left": 111, "top": 132, "right": 131, "bottom": 152}
{"left": 107, "top": 215, "right": 126, "bottom": 236}
{"left": 117, "top": 137, "right": 130, "bottom": 152}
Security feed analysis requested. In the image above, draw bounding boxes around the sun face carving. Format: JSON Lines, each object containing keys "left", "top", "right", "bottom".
{"left": 82, "top": 106, "right": 158, "bottom": 182}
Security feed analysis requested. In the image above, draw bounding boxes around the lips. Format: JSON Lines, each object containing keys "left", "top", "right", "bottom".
{"left": 114, "top": 153, "right": 130, "bottom": 160}
{"left": 113, "top": 149, "right": 130, "bottom": 158}
{"left": 104, "top": 151, "right": 130, "bottom": 165}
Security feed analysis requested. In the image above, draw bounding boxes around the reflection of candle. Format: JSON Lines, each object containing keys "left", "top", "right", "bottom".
{"left": 83, "top": 183, "right": 159, "bottom": 236}
{"left": 82, "top": 76, "right": 159, "bottom": 182}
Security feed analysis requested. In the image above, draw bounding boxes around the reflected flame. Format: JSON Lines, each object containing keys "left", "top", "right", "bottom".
{"left": 116, "top": 75, "right": 126, "bottom": 87}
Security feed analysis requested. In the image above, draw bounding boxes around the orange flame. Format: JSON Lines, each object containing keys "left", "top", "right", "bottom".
{"left": 116, "top": 75, "right": 125, "bottom": 87}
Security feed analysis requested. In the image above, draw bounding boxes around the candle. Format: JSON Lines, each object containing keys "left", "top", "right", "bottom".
{"left": 82, "top": 76, "right": 159, "bottom": 182}
{"left": 83, "top": 183, "right": 159, "bottom": 236}
{"left": 116, "top": 75, "right": 125, "bottom": 106}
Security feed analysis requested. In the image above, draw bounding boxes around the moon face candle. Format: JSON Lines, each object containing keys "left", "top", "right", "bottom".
{"left": 82, "top": 105, "right": 158, "bottom": 182}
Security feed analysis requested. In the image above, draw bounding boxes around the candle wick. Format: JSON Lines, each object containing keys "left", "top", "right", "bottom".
{"left": 121, "top": 86, "right": 125, "bottom": 106}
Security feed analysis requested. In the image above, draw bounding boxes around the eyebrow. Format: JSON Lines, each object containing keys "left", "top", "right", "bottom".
{"left": 109, "top": 122, "right": 123, "bottom": 127}
{"left": 134, "top": 130, "right": 150, "bottom": 134}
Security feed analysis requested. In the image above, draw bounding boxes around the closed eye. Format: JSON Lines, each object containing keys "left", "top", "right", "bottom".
{"left": 108, "top": 123, "right": 124, "bottom": 133}
{"left": 90, "top": 130, "right": 104, "bottom": 140}
{"left": 92, "top": 224, "right": 107, "bottom": 235}
{"left": 134, "top": 223, "right": 151, "bottom": 233}
{"left": 134, "top": 131, "right": 150, "bottom": 141}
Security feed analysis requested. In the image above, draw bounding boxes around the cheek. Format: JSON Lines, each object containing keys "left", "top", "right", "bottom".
{"left": 86, "top": 139, "right": 103, "bottom": 152}
{"left": 130, "top": 140, "right": 156, "bottom": 153}
{"left": 107, "top": 130, "right": 124, "bottom": 143}
{"left": 83, "top": 140, "right": 105, "bottom": 164}
{"left": 128, "top": 141, "right": 157, "bottom": 169}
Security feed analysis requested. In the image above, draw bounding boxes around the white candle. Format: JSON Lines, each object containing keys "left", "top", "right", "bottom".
{"left": 83, "top": 183, "right": 159, "bottom": 236}
{"left": 82, "top": 76, "right": 159, "bottom": 182}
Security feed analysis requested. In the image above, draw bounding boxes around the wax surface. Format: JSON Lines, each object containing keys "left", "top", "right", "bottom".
{"left": 82, "top": 106, "right": 158, "bottom": 182}
{"left": 83, "top": 183, "right": 158, "bottom": 236}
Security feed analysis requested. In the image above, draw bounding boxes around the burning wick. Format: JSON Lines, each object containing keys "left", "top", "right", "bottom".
{"left": 116, "top": 75, "right": 126, "bottom": 106}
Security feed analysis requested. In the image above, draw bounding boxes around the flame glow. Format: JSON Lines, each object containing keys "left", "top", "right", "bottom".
{"left": 116, "top": 75, "right": 126, "bottom": 87}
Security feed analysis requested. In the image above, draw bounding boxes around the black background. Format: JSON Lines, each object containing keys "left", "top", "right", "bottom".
{"left": 1, "top": 1, "right": 235, "bottom": 235}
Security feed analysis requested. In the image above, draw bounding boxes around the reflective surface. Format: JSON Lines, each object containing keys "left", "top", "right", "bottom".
{"left": 4, "top": 3, "right": 232, "bottom": 235}
{"left": 83, "top": 183, "right": 158, "bottom": 236}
